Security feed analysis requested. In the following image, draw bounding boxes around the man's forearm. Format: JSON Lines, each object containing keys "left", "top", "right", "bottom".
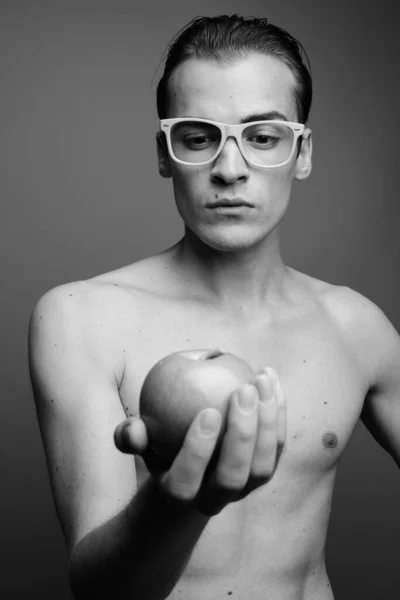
{"left": 69, "top": 478, "right": 209, "bottom": 600}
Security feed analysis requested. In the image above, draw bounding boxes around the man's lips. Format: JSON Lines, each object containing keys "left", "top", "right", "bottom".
{"left": 206, "top": 198, "right": 254, "bottom": 208}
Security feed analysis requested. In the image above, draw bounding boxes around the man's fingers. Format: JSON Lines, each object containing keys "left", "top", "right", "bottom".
{"left": 114, "top": 418, "right": 172, "bottom": 475}
{"left": 275, "top": 374, "right": 287, "bottom": 448}
{"left": 161, "top": 408, "right": 222, "bottom": 502}
{"left": 260, "top": 367, "right": 286, "bottom": 446}
{"left": 114, "top": 417, "right": 148, "bottom": 454}
{"left": 141, "top": 446, "right": 174, "bottom": 475}
{"left": 213, "top": 384, "right": 258, "bottom": 490}
{"left": 114, "top": 368, "right": 286, "bottom": 514}
{"left": 251, "top": 372, "right": 279, "bottom": 479}
{"left": 194, "top": 384, "right": 259, "bottom": 516}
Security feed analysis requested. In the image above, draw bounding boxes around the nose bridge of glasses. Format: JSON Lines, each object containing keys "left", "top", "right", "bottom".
{"left": 223, "top": 122, "right": 245, "bottom": 142}
{"left": 217, "top": 137, "right": 247, "bottom": 169}
{"left": 217, "top": 122, "right": 247, "bottom": 159}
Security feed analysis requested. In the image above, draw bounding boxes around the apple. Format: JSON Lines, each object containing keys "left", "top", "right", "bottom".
{"left": 139, "top": 349, "right": 256, "bottom": 464}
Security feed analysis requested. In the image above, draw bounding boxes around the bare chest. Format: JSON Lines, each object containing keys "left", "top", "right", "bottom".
{"left": 119, "top": 298, "right": 368, "bottom": 476}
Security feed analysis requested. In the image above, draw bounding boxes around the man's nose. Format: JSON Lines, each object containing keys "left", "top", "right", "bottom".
{"left": 210, "top": 137, "right": 249, "bottom": 184}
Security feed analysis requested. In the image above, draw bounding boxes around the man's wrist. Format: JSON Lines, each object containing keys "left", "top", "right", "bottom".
{"left": 128, "top": 476, "right": 210, "bottom": 525}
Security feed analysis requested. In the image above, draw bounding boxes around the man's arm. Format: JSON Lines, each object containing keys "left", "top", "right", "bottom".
{"left": 28, "top": 282, "right": 211, "bottom": 600}
{"left": 359, "top": 301, "right": 400, "bottom": 467}
{"left": 328, "top": 286, "right": 400, "bottom": 467}
{"left": 29, "top": 281, "right": 284, "bottom": 600}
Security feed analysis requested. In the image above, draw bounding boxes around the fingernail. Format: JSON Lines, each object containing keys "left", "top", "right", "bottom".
{"left": 199, "top": 409, "right": 221, "bottom": 435}
{"left": 262, "top": 367, "right": 276, "bottom": 380}
{"left": 257, "top": 372, "right": 272, "bottom": 388}
{"left": 237, "top": 385, "right": 257, "bottom": 413}
{"left": 255, "top": 373, "right": 275, "bottom": 404}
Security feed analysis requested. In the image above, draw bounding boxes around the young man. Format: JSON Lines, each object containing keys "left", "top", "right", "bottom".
{"left": 28, "top": 15, "right": 400, "bottom": 600}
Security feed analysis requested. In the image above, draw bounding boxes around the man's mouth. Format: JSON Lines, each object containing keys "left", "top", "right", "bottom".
{"left": 206, "top": 198, "right": 254, "bottom": 208}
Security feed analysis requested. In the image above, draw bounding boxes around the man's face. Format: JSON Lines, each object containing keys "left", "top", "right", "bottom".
{"left": 157, "top": 54, "right": 312, "bottom": 252}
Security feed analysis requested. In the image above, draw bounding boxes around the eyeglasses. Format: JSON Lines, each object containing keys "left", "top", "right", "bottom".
{"left": 160, "top": 117, "right": 305, "bottom": 169}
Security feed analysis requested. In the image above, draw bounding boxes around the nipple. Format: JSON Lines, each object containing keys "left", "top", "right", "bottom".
{"left": 322, "top": 432, "right": 338, "bottom": 449}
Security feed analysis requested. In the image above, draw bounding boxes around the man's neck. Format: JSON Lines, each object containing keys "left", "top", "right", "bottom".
{"left": 171, "top": 227, "right": 291, "bottom": 317}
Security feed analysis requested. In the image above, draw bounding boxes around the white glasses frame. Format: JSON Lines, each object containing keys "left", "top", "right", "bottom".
{"left": 160, "top": 117, "right": 305, "bottom": 169}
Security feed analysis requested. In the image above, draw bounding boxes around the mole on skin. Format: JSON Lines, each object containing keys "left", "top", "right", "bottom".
{"left": 322, "top": 432, "right": 338, "bottom": 449}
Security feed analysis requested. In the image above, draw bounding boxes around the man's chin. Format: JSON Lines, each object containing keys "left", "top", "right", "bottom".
{"left": 187, "top": 224, "right": 268, "bottom": 254}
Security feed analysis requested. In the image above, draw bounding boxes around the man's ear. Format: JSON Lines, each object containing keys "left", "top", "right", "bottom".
{"left": 294, "top": 128, "right": 312, "bottom": 180}
{"left": 156, "top": 131, "right": 172, "bottom": 178}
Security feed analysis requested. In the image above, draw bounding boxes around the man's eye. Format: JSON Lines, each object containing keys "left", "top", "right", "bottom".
{"left": 184, "top": 134, "right": 213, "bottom": 148}
{"left": 254, "top": 134, "right": 274, "bottom": 144}
{"left": 247, "top": 134, "right": 279, "bottom": 148}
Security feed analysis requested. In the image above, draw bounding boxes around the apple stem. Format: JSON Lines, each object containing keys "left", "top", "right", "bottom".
{"left": 205, "top": 349, "right": 225, "bottom": 359}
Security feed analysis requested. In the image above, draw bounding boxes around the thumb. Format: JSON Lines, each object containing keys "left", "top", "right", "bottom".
{"left": 114, "top": 417, "right": 148, "bottom": 454}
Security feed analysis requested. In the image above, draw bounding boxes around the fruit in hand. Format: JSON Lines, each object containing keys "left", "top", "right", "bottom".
{"left": 139, "top": 349, "right": 256, "bottom": 464}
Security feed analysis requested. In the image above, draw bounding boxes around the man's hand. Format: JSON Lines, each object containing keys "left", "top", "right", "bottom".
{"left": 114, "top": 367, "right": 286, "bottom": 516}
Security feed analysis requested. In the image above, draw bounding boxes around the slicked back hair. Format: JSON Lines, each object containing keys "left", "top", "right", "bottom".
{"left": 156, "top": 14, "right": 312, "bottom": 124}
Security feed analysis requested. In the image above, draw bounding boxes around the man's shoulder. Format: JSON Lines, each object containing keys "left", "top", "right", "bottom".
{"left": 317, "top": 282, "right": 391, "bottom": 337}
{"left": 88, "top": 251, "right": 180, "bottom": 299}
{"left": 29, "top": 275, "right": 143, "bottom": 362}
{"left": 289, "top": 270, "right": 385, "bottom": 330}
{"left": 294, "top": 269, "right": 395, "bottom": 348}
{"left": 31, "top": 278, "right": 134, "bottom": 326}
{"left": 29, "top": 278, "right": 142, "bottom": 394}
{"left": 31, "top": 248, "right": 181, "bottom": 340}
{"left": 311, "top": 279, "right": 399, "bottom": 386}
{"left": 30, "top": 253, "right": 170, "bottom": 343}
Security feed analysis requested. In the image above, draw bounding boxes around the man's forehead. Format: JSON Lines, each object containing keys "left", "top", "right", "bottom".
{"left": 167, "top": 54, "right": 298, "bottom": 122}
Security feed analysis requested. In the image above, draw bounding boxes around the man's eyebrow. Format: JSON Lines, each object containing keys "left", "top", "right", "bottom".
{"left": 177, "top": 111, "right": 290, "bottom": 123}
{"left": 240, "top": 111, "right": 289, "bottom": 123}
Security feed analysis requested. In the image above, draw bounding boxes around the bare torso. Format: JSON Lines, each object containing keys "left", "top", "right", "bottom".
{"left": 86, "top": 248, "right": 370, "bottom": 600}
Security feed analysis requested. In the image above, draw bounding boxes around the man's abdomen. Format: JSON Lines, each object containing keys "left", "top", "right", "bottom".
{"left": 169, "top": 471, "right": 336, "bottom": 599}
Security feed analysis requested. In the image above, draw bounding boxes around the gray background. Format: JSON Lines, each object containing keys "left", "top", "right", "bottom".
{"left": 1, "top": 0, "right": 399, "bottom": 598}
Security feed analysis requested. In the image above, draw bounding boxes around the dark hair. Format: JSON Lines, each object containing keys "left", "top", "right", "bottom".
{"left": 156, "top": 15, "right": 312, "bottom": 124}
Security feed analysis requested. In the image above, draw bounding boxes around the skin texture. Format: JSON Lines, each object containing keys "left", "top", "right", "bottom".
{"left": 28, "top": 54, "right": 400, "bottom": 600}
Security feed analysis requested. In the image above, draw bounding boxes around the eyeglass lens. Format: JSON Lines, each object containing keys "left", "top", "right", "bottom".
{"left": 169, "top": 121, "right": 295, "bottom": 166}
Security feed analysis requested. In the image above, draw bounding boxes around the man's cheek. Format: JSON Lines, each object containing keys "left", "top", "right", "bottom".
{"left": 172, "top": 172, "right": 207, "bottom": 201}
{"left": 255, "top": 176, "right": 292, "bottom": 215}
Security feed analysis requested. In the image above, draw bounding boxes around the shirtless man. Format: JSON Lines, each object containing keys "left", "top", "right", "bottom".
{"left": 28, "top": 15, "right": 400, "bottom": 600}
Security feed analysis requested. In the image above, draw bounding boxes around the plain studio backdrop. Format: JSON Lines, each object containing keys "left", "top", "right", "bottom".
{"left": 1, "top": 1, "right": 399, "bottom": 598}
